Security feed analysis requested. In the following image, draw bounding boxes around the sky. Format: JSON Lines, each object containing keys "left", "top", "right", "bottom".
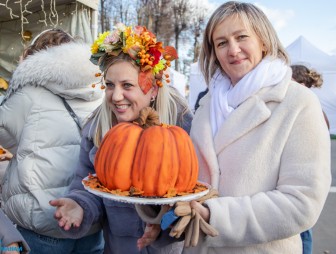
{"left": 205, "top": 0, "right": 336, "bottom": 55}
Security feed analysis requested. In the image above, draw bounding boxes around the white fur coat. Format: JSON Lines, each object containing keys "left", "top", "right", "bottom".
{"left": 185, "top": 69, "right": 331, "bottom": 254}
{"left": 4, "top": 42, "right": 102, "bottom": 103}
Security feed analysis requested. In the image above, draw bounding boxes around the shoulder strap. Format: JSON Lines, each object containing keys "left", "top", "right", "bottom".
{"left": 60, "top": 96, "right": 82, "bottom": 131}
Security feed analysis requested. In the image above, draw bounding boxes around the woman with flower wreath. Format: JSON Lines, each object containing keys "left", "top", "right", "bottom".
{"left": 50, "top": 23, "right": 192, "bottom": 253}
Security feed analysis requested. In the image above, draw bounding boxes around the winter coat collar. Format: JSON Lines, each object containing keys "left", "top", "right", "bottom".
{"left": 3, "top": 42, "right": 103, "bottom": 103}
{"left": 194, "top": 68, "right": 292, "bottom": 157}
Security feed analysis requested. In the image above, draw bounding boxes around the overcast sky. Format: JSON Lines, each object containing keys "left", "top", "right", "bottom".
{"left": 205, "top": 0, "right": 336, "bottom": 55}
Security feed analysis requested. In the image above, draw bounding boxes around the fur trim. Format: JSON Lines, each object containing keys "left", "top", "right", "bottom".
{"left": 4, "top": 42, "right": 101, "bottom": 101}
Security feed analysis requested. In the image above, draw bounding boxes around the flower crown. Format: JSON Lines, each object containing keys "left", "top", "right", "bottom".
{"left": 90, "top": 23, "right": 178, "bottom": 94}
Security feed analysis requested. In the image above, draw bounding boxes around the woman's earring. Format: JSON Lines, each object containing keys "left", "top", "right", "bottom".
{"left": 262, "top": 49, "right": 267, "bottom": 58}
{"left": 150, "top": 96, "right": 155, "bottom": 102}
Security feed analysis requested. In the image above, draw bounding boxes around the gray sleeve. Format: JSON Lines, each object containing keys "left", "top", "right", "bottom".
{"left": 0, "top": 210, "right": 30, "bottom": 253}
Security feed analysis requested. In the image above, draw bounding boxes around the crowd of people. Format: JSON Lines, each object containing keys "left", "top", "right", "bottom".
{"left": 0, "top": 1, "right": 331, "bottom": 254}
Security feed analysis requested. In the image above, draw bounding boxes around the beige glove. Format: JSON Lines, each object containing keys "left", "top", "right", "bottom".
{"left": 169, "top": 189, "right": 219, "bottom": 247}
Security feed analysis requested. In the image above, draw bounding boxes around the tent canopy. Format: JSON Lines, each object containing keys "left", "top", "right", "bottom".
{"left": 287, "top": 36, "right": 336, "bottom": 72}
{"left": 0, "top": 0, "right": 98, "bottom": 81}
{"left": 287, "top": 36, "right": 336, "bottom": 135}
{"left": 0, "top": 0, "right": 98, "bottom": 22}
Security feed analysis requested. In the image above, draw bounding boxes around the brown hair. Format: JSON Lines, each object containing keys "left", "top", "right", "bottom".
{"left": 22, "top": 29, "right": 74, "bottom": 60}
{"left": 291, "top": 65, "right": 323, "bottom": 88}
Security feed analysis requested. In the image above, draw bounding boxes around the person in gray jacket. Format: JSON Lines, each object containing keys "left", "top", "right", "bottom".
{"left": 0, "top": 29, "right": 104, "bottom": 254}
{"left": 50, "top": 23, "right": 192, "bottom": 253}
{"left": 0, "top": 209, "right": 30, "bottom": 254}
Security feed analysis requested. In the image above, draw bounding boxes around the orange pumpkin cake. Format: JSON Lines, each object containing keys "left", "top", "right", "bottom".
{"left": 93, "top": 107, "right": 199, "bottom": 197}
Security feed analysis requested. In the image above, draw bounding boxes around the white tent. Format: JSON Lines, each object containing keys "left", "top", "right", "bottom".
{"left": 287, "top": 36, "right": 336, "bottom": 72}
{"left": 188, "top": 62, "right": 207, "bottom": 111}
{"left": 0, "top": 0, "right": 98, "bottom": 81}
{"left": 287, "top": 36, "right": 336, "bottom": 135}
{"left": 169, "top": 68, "right": 187, "bottom": 97}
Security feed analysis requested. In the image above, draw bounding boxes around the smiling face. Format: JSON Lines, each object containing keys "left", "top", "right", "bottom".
{"left": 213, "top": 15, "right": 264, "bottom": 85}
{"left": 104, "top": 61, "right": 158, "bottom": 123}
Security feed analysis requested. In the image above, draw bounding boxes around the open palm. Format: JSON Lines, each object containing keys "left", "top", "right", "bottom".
{"left": 49, "top": 198, "right": 84, "bottom": 230}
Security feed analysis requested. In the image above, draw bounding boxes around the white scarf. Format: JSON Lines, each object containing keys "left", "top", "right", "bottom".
{"left": 210, "top": 57, "right": 288, "bottom": 137}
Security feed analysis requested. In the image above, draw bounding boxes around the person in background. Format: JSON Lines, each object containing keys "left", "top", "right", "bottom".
{"left": 186, "top": 1, "right": 331, "bottom": 253}
{"left": 50, "top": 23, "right": 192, "bottom": 253}
{"left": 292, "top": 64, "right": 330, "bottom": 130}
{"left": 0, "top": 209, "right": 30, "bottom": 254}
{"left": 291, "top": 64, "right": 329, "bottom": 254}
{"left": 0, "top": 146, "right": 11, "bottom": 208}
{"left": 194, "top": 88, "right": 209, "bottom": 112}
{"left": 0, "top": 29, "right": 104, "bottom": 254}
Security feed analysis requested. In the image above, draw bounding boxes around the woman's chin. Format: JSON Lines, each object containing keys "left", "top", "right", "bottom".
{"left": 116, "top": 115, "right": 136, "bottom": 123}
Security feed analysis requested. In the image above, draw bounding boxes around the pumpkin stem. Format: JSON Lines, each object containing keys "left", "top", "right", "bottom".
{"left": 135, "top": 107, "right": 160, "bottom": 128}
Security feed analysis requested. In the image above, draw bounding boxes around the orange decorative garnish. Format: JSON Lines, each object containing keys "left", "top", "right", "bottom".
{"left": 111, "top": 189, "right": 130, "bottom": 196}
{"left": 163, "top": 188, "right": 177, "bottom": 198}
{"left": 82, "top": 175, "right": 208, "bottom": 198}
{"left": 129, "top": 186, "right": 144, "bottom": 196}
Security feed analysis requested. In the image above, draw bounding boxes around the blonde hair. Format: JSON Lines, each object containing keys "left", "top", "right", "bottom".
{"left": 90, "top": 53, "right": 189, "bottom": 147}
{"left": 291, "top": 65, "right": 323, "bottom": 88}
{"left": 199, "top": 1, "right": 289, "bottom": 84}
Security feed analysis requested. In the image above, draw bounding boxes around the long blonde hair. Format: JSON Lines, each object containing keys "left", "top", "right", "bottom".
{"left": 199, "top": 1, "right": 289, "bottom": 85}
{"left": 90, "top": 53, "right": 189, "bottom": 147}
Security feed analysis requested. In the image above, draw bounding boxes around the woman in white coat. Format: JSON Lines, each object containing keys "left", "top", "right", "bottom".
{"left": 0, "top": 29, "right": 104, "bottom": 254}
{"left": 187, "top": 1, "right": 331, "bottom": 253}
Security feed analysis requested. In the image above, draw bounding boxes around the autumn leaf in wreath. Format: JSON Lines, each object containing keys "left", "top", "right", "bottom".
{"left": 163, "top": 46, "right": 178, "bottom": 61}
{"left": 139, "top": 70, "right": 154, "bottom": 94}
